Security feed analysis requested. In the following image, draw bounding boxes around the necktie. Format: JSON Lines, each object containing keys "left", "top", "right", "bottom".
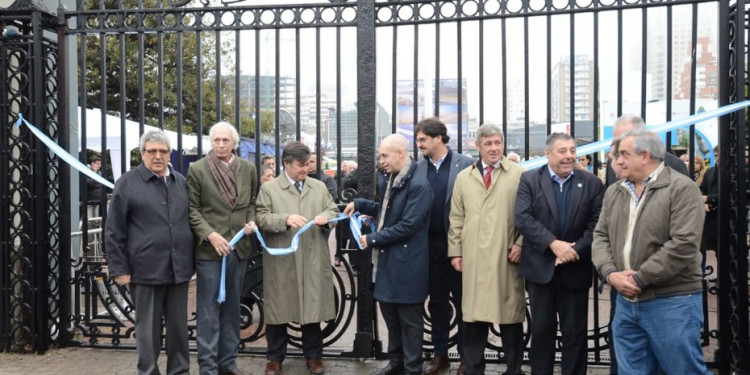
{"left": 295, "top": 181, "right": 303, "bottom": 193}
{"left": 484, "top": 165, "right": 494, "bottom": 190}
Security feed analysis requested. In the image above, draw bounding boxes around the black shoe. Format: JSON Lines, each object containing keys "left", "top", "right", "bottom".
{"left": 371, "top": 363, "right": 405, "bottom": 375}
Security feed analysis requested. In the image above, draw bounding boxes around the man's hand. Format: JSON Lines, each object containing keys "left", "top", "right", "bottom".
{"left": 314, "top": 215, "right": 329, "bottom": 226}
{"left": 244, "top": 221, "right": 257, "bottom": 235}
{"left": 549, "top": 239, "right": 578, "bottom": 264}
{"left": 286, "top": 214, "right": 308, "bottom": 228}
{"left": 508, "top": 244, "right": 521, "bottom": 263}
{"left": 607, "top": 270, "right": 642, "bottom": 298}
{"left": 114, "top": 274, "right": 131, "bottom": 286}
{"left": 451, "top": 257, "right": 463, "bottom": 272}
{"left": 359, "top": 235, "right": 368, "bottom": 249}
{"left": 208, "top": 231, "right": 231, "bottom": 256}
{"left": 343, "top": 202, "right": 356, "bottom": 216}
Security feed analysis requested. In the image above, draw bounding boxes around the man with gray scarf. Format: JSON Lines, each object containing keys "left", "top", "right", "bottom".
{"left": 187, "top": 122, "right": 258, "bottom": 375}
{"left": 344, "top": 134, "right": 433, "bottom": 375}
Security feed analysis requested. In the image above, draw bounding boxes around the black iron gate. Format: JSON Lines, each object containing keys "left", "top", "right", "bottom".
{"left": 1, "top": 0, "right": 749, "bottom": 373}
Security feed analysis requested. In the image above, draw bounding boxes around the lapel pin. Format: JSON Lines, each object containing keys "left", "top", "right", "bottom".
{"left": 577, "top": 183, "right": 583, "bottom": 188}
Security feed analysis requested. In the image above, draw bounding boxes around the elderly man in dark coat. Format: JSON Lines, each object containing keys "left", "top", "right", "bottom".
{"left": 344, "top": 133, "right": 433, "bottom": 375}
{"left": 106, "top": 129, "right": 194, "bottom": 375}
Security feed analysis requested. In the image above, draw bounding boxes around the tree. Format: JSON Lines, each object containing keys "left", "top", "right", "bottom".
{"left": 81, "top": 0, "right": 275, "bottom": 138}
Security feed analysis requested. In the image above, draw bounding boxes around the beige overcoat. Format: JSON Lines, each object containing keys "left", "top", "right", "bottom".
{"left": 256, "top": 175, "right": 339, "bottom": 325}
{"left": 448, "top": 158, "right": 526, "bottom": 324}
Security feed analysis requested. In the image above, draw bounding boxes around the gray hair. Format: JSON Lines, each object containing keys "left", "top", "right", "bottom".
{"left": 139, "top": 129, "right": 171, "bottom": 152}
{"left": 476, "top": 123, "right": 504, "bottom": 142}
{"left": 260, "top": 154, "right": 275, "bottom": 165}
{"left": 624, "top": 128, "right": 665, "bottom": 161}
{"left": 615, "top": 115, "right": 645, "bottom": 132}
{"left": 209, "top": 121, "right": 240, "bottom": 149}
{"left": 545, "top": 132, "right": 575, "bottom": 151}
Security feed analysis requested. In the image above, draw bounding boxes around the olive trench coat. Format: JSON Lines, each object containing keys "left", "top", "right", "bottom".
{"left": 448, "top": 158, "right": 526, "bottom": 324}
{"left": 256, "top": 175, "right": 340, "bottom": 325}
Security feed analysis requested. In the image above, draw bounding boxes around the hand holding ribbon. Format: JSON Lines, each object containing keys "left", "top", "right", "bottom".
{"left": 216, "top": 214, "right": 351, "bottom": 303}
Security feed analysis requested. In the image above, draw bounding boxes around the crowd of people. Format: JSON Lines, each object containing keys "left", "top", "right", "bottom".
{"left": 102, "top": 114, "right": 717, "bottom": 375}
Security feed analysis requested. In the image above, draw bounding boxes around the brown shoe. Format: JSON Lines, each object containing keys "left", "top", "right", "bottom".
{"left": 265, "top": 360, "right": 282, "bottom": 375}
{"left": 455, "top": 359, "right": 465, "bottom": 375}
{"left": 306, "top": 358, "right": 326, "bottom": 374}
{"left": 424, "top": 355, "right": 450, "bottom": 374}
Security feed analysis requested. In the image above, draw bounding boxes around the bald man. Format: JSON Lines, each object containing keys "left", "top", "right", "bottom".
{"left": 345, "top": 134, "right": 433, "bottom": 375}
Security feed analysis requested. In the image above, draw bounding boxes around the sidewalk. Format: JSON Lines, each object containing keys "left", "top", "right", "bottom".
{"left": 0, "top": 347, "right": 613, "bottom": 374}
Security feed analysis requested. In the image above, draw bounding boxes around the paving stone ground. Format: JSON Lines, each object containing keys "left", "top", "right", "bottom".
{"left": 0, "top": 347, "right": 614, "bottom": 375}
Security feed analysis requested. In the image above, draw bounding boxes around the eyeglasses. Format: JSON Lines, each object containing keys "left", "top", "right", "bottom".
{"left": 144, "top": 149, "right": 170, "bottom": 156}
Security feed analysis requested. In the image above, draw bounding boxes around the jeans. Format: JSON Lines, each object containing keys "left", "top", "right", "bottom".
{"left": 613, "top": 293, "right": 711, "bottom": 375}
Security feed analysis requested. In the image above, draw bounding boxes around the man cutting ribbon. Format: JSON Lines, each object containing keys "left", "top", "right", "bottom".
{"left": 255, "top": 141, "right": 340, "bottom": 375}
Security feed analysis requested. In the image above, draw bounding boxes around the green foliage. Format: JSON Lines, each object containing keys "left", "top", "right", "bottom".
{"left": 81, "top": 0, "right": 276, "bottom": 139}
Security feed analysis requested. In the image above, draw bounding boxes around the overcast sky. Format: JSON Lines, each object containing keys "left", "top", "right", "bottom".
{"left": 226, "top": 0, "right": 718, "bottom": 125}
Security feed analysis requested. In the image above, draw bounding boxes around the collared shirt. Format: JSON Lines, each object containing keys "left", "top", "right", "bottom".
{"left": 481, "top": 159, "right": 502, "bottom": 185}
{"left": 429, "top": 150, "right": 448, "bottom": 171}
{"left": 220, "top": 154, "right": 236, "bottom": 167}
{"left": 622, "top": 162, "right": 664, "bottom": 207}
{"left": 285, "top": 171, "right": 303, "bottom": 190}
{"left": 547, "top": 165, "right": 574, "bottom": 192}
{"left": 151, "top": 165, "right": 171, "bottom": 183}
{"left": 621, "top": 162, "right": 665, "bottom": 272}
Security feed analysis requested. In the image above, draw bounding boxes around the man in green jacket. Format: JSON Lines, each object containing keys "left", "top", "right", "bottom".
{"left": 187, "top": 122, "right": 258, "bottom": 375}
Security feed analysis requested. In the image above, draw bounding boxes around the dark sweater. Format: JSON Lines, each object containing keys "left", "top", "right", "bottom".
{"left": 426, "top": 151, "right": 452, "bottom": 236}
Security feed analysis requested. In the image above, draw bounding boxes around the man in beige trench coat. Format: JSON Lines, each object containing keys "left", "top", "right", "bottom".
{"left": 448, "top": 123, "right": 526, "bottom": 375}
{"left": 256, "top": 141, "right": 340, "bottom": 375}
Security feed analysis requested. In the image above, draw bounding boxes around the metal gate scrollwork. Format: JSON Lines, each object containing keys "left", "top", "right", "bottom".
{"left": 1, "top": 0, "right": 750, "bottom": 373}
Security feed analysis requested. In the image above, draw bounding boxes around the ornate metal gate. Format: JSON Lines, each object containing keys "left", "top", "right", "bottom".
{"left": 1, "top": 0, "right": 749, "bottom": 373}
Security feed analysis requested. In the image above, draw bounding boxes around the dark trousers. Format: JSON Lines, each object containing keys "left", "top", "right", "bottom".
{"left": 266, "top": 323, "right": 323, "bottom": 362}
{"left": 196, "top": 253, "right": 248, "bottom": 375}
{"left": 427, "top": 237, "right": 464, "bottom": 357}
{"left": 379, "top": 301, "right": 424, "bottom": 374}
{"left": 526, "top": 277, "right": 588, "bottom": 375}
{"left": 463, "top": 321, "right": 524, "bottom": 375}
{"left": 131, "top": 282, "right": 190, "bottom": 375}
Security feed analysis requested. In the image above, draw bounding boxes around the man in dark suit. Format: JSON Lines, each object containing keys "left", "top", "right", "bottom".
{"left": 603, "top": 114, "right": 688, "bottom": 374}
{"left": 414, "top": 117, "right": 474, "bottom": 375}
{"left": 515, "top": 132, "right": 604, "bottom": 375}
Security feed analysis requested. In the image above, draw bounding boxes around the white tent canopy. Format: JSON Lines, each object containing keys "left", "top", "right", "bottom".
{"left": 78, "top": 107, "right": 210, "bottom": 180}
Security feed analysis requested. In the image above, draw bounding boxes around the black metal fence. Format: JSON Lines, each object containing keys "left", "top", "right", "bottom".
{"left": 1, "top": 0, "right": 749, "bottom": 373}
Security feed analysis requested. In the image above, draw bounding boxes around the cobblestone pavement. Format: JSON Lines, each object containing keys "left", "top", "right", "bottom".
{"left": 0, "top": 347, "right": 613, "bottom": 375}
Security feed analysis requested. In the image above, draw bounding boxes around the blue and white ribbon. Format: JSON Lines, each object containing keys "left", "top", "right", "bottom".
{"left": 217, "top": 213, "right": 353, "bottom": 303}
{"left": 348, "top": 212, "right": 376, "bottom": 250}
{"left": 518, "top": 100, "right": 750, "bottom": 170}
{"left": 14, "top": 114, "right": 115, "bottom": 190}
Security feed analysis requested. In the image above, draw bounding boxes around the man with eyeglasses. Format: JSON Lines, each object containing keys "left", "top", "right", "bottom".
{"left": 105, "top": 129, "right": 194, "bottom": 375}
{"left": 187, "top": 122, "right": 258, "bottom": 375}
